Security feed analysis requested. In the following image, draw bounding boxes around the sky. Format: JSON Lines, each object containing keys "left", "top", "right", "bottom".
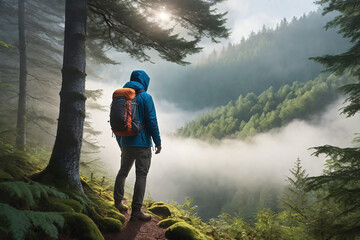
{"left": 221, "top": 0, "right": 318, "bottom": 43}
{"left": 194, "top": 0, "right": 319, "bottom": 56}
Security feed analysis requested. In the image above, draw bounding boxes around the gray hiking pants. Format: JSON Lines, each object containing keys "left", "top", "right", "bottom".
{"left": 114, "top": 147, "right": 152, "bottom": 210}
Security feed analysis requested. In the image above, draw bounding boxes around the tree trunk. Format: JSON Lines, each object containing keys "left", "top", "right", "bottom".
{"left": 16, "top": 0, "right": 27, "bottom": 151}
{"left": 34, "top": 0, "right": 87, "bottom": 192}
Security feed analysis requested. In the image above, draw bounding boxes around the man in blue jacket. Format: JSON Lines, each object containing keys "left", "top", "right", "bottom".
{"left": 114, "top": 70, "right": 162, "bottom": 221}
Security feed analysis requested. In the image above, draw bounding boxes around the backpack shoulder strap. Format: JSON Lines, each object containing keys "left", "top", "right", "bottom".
{"left": 134, "top": 89, "right": 145, "bottom": 102}
{"left": 136, "top": 89, "right": 145, "bottom": 94}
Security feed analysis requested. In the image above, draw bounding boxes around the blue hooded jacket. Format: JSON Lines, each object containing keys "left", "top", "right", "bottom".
{"left": 116, "top": 70, "right": 161, "bottom": 148}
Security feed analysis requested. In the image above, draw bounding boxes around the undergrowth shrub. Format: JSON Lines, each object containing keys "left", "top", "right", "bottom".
{"left": 0, "top": 181, "right": 68, "bottom": 208}
{"left": 0, "top": 203, "right": 64, "bottom": 240}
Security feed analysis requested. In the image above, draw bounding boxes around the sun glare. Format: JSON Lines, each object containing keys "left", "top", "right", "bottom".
{"left": 158, "top": 11, "right": 170, "bottom": 22}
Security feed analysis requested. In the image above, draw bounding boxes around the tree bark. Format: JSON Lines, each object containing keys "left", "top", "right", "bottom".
{"left": 34, "top": 0, "right": 87, "bottom": 192}
{"left": 16, "top": 0, "right": 27, "bottom": 151}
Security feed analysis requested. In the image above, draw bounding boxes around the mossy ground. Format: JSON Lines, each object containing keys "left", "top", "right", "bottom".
{"left": 0, "top": 142, "right": 124, "bottom": 240}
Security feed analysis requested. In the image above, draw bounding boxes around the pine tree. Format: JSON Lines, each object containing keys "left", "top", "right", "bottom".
{"left": 281, "top": 159, "right": 340, "bottom": 240}
{"left": 309, "top": 0, "right": 360, "bottom": 117}
{"left": 281, "top": 159, "right": 310, "bottom": 222}
{"left": 307, "top": 0, "right": 360, "bottom": 237}
{"left": 34, "top": 0, "right": 230, "bottom": 191}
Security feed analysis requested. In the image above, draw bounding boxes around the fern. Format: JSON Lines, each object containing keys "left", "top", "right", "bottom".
{"left": 0, "top": 181, "right": 68, "bottom": 208}
{"left": 0, "top": 203, "right": 64, "bottom": 240}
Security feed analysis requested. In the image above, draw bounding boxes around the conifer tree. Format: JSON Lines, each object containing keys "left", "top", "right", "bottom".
{"left": 307, "top": 0, "right": 360, "bottom": 237}
{"left": 281, "top": 159, "right": 310, "bottom": 222}
{"left": 35, "top": 0, "right": 229, "bottom": 191}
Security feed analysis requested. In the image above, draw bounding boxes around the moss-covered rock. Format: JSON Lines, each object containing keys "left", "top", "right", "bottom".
{"left": 88, "top": 206, "right": 122, "bottom": 233}
{"left": 158, "top": 218, "right": 182, "bottom": 228}
{"left": 61, "top": 212, "right": 104, "bottom": 240}
{"left": 98, "top": 217, "right": 122, "bottom": 233}
{"left": 165, "top": 222, "right": 207, "bottom": 240}
{"left": 106, "top": 209, "right": 126, "bottom": 224}
{"left": 148, "top": 201, "right": 172, "bottom": 218}
{"left": 47, "top": 197, "right": 83, "bottom": 213}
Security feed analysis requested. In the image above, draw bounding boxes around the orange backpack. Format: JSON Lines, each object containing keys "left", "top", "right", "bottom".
{"left": 110, "top": 88, "right": 144, "bottom": 136}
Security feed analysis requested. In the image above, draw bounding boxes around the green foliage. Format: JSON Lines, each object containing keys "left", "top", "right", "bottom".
{"left": 0, "top": 141, "right": 43, "bottom": 180}
{"left": 0, "top": 203, "right": 64, "bottom": 240}
{"left": 339, "top": 83, "right": 360, "bottom": 117}
{"left": 178, "top": 73, "right": 354, "bottom": 140}
{"left": 309, "top": 0, "right": 360, "bottom": 122}
{"left": 0, "top": 142, "right": 121, "bottom": 239}
{"left": 254, "top": 209, "right": 290, "bottom": 240}
{"left": 280, "top": 159, "right": 309, "bottom": 221}
{"left": 280, "top": 160, "right": 345, "bottom": 240}
{"left": 172, "top": 198, "right": 204, "bottom": 227}
{"left": 310, "top": 0, "right": 360, "bottom": 78}
{"left": 305, "top": 1, "right": 360, "bottom": 237}
{"left": 306, "top": 145, "right": 360, "bottom": 237}
{"left": 0, "top": 40, "right": 15, "bottom": 49}
{"left": 206, "top": 214, "right": 254, "bottom": 240}
{"left": 87, "top": 0, "right": 229, "bottom": 65}
{"left": 0, "top": 181, "right": 68, "bottom": 208}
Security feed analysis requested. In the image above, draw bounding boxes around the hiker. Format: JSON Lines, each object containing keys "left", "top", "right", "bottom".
{"left": 113, "top": 70, "right": 162, "bottom": 221}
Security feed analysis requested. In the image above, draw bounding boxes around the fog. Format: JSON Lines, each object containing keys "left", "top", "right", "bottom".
{"left": 87, "top": 79, "right": 359, "bottom": 219}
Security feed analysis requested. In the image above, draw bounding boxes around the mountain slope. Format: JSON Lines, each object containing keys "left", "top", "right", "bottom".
{"left": 152, "top": 10, "right": 351, "bottom": 110}
{"left": 177, "top": 73, "right": 355, "bottom": 140}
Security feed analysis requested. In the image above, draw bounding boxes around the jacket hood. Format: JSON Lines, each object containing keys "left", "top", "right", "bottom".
{"left": 123, "top": 70, "right": 150, "bottom": 92}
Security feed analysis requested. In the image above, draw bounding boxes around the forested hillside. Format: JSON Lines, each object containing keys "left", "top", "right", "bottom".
{"left": 177, "top": 73, "right": 355, "bottom": 140}
{"left": 153, "top": 10, "right": 351, "bottom": 109}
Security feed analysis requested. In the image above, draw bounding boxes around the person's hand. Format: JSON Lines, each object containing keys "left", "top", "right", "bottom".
{"left": 155, "top": 145, "right": 162, "bottom": 154}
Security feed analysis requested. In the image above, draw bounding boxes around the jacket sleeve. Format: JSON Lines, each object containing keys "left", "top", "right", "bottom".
{"left": 144, "top": 94, "right": 161, "bottom": 147}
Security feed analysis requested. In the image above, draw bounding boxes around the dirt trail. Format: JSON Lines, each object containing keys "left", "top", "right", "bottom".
{"left": 103, "top": 211, "right": 168, "bottom": 240}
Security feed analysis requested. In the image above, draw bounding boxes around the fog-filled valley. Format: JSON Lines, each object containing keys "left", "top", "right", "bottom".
{"left": 1, "top": 0, "right": 360, "bottom": 239}
{"left": 88, "top": 79, "right": 359, "bottom": 220}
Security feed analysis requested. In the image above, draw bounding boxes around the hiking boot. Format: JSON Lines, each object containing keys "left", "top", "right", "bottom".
{"left": 115, "top": 201, "right": 128, "bottom": 212}
{"left": 130, "top": 209, "right": 151, "bottom": 221}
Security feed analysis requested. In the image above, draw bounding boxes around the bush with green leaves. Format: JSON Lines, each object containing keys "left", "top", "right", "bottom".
{"left": 0, "top": 203, "right": 64, "bottom": 240}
